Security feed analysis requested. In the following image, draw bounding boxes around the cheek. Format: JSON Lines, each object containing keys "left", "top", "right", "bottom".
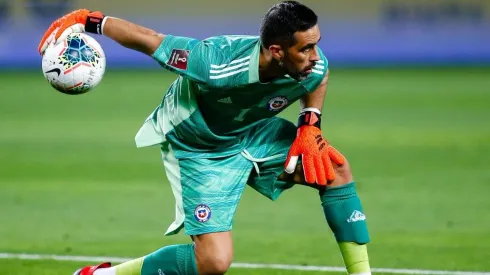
{"left": 286, "top": 53, "right": 307, "bottom": 70}
{"left": 297, "top": 59, "right": 310, "bottom": 70}
{"left": 293, "top": 55, "right": 308, "bottom": 67}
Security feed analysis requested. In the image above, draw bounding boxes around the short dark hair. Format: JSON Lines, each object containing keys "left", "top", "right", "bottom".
{"left": 260, "top": 1, "right": 318, "bottom": 49}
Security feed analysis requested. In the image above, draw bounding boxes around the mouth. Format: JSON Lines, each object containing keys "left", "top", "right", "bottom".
{"left": 305, "top": 63, "right": 316, "bottom": 74}
{"left": 304, "top": 64, "right": 315, "bottom": 74}
{"left": 304, "top": 68, "right": 312, "bottom": 74}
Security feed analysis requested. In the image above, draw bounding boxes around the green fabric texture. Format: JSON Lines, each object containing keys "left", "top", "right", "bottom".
{"left": 320, "top": 182, "right": 370, "bottom": 244}
{"left": 141, "top": 244, "right": 197, "bottom": 275}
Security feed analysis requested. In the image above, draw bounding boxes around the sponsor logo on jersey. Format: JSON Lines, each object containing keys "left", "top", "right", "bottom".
{"left": 194, "top": 204, "right": 212, "bottom": 222}
{"left": 218, "top": 97, "right": 232, "bottom": 104}
{"left": 167, "top": 49, "right": 189, "bottom": 70}
{"left": 267, "top": 96, "right": 288, "bottom": 111}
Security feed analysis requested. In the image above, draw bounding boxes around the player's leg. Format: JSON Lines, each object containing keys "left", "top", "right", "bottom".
{"left": 93, "top": 232, "right": 233, "bottom": 275}
{"left": 317, "top": 161, "right": 371, "bottom": 275}
{"left": 76, "top": 232, "right": 232, "bottom": 275}
{"left": 245, "top": 117, "right": 371, "bottom": 275}
{"left": 193, "top": 232, "right": 234, "bottom": 274}
{"left": 74, "top": 244, "right": 198, "bottom": 275}
{"left": 74, "top": 143, "right": 252, "bottom": 275}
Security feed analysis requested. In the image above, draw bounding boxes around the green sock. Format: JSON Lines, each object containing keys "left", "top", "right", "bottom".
{"left": 113, "top": 244, "right": 197, "bottom": 275}
{"left": 141, "top": 244, "right": 197, "bottom": 275}
{"left": 320, "top": 182, "right": 371, "bottom": 274}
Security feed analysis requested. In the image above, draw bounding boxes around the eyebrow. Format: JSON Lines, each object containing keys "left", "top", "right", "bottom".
{"left": 301, "top": 36, "right": 321, "bottom": 50}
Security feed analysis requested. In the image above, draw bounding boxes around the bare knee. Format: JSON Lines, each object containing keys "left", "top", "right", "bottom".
{"left": 203, "top": 255, "right": 232, "bottom": 275}
{"left": 194, "top": 232, "right": 233, "bottom": 275}
{"left": 328, "top": 160, "right": 353, "bottom": 187}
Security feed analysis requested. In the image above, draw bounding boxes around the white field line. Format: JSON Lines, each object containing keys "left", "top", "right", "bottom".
{"left": 0, "top": 253, "right": 489, "bottom": 275}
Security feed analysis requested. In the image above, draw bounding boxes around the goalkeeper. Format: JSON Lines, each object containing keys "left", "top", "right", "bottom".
{"left": 38, "top": 1, "right": 371, "bottom": 275}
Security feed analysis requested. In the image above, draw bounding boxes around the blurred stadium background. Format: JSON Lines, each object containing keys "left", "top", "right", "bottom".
{"left": 1, "top": 0, "right": 489, "bottom": 274}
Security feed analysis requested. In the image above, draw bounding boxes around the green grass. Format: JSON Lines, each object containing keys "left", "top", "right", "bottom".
{"left": 1, "top": 68, "right": 490, "bottom": 274}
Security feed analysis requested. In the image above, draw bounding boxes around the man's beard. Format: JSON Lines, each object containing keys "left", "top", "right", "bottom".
{"left": 290, "top": 71, "right": 309, "bottom": 81}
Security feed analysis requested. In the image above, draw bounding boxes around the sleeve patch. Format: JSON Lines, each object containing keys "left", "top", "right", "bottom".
{"left": 167, "top": 49, "right": 190, "bottom": 70}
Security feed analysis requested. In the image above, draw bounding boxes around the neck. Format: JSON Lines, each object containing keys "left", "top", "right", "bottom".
{"left": 258, "top": 47, "right": 285, "bottom": 83}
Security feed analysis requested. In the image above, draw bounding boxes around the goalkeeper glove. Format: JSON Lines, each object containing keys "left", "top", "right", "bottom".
{"left": 38, "top": 9, "right": 106, "bottom": 55}
{"left": 284, "top": 109, "right": 345, "bottom": 186}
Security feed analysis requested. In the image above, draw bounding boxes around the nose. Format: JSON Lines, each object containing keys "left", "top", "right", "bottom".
{"left": 310, "top": 47, "right": 320, "bottom": 62}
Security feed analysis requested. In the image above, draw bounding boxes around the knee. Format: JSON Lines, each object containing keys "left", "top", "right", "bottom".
{"left": 206, "top": 255, "right": 233, "bottom": 275}
{"left": 197, "top": 251, "right": 233, "bottom": 275}
{"left": 194, "top": 233, "right": 233, "bottom": 275}
{"left": 329, "top": 159, "right": 353, "bottom": 187}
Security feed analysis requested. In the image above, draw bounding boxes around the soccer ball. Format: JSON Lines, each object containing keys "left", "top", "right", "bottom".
{"left": 42, "top": 33, "right": 106, "bottom": 95}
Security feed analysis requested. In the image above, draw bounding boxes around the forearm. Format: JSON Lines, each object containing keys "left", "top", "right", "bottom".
{"left": 300, "top": 84, "right": 326, "bottom": 111}
{"left": 102, "top": 17, "right": 164, "bottom": 56}
{"left": 300, "top": 70, "right": 329, "bottom": 111}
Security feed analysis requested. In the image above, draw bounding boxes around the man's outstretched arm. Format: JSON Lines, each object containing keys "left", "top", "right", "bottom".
{"left": 103, "top": 17, "right": 164, "bottom": 56}
{"left": 38, "top": 9, "right": 165, "bottom": 56}
{"left": 38, "top": 9, "right": 220, "bottom": 83}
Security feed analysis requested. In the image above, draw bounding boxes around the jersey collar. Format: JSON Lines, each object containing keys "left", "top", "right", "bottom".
{"left": 248, "top": 40, "right": 261, "bottom": 84}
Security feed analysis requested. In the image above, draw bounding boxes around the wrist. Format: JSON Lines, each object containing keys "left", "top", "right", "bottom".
{"left": 302, "top": 107, "right": 321, "bottom": 114}
{"left": 85, "top": 12, "right": 106, "bottom": 35}
{"left": 297, "top": 108, "right": 322, "bottom": 129}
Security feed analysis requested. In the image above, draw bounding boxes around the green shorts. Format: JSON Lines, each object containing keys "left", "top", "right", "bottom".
{"left": 161, "top": 117, "right": 297, "bottom": 236}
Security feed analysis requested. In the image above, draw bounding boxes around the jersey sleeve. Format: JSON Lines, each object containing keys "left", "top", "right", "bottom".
{"left": 152, "top": 35, "right": 223, "bottom": 84}
{"left": 301, "top": 46, "right": 329, "bottom": 93}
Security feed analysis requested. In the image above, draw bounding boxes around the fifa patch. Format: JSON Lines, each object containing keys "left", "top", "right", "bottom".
{"left": 194, "top": 204, "right": 212, "bottom": 222}
{"left": 167, "top": 49, "right": 189, "bottom": 70}
{"left": 267, "top": 96, "right": 288, "bottom": 111}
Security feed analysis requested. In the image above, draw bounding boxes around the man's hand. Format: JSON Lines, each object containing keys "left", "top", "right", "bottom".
{"left": 284, "top": 125, "right": 345, "bottom": 185}
{"left": 38, "top": 9, "right": 105, "bottom": 55}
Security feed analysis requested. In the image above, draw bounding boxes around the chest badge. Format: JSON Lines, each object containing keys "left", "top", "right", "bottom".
{"left": 267, "top": 96, "right": 288, "bottom": 111}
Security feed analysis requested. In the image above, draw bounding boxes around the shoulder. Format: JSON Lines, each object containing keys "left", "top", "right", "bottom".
{"left": 203, "top": 35, "right": 260, "bottom": 50}
{"left": 201, "top": 35, "right": 259, "bottom": 61}
{"left": 198, "top": 35, "right": 259, "bottom": 87}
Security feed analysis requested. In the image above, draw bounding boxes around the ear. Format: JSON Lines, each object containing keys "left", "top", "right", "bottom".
{"left": 269, "top": 44, "right": 284, "bottom": 62}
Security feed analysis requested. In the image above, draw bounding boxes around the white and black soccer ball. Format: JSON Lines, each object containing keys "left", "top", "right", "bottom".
{"left": 42, "top": 33, "right": 106, "bottom": 95}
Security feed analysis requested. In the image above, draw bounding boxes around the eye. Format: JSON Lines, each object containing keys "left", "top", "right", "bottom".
{"left": 302, "top": 45, "right": 315, "bottom": 53}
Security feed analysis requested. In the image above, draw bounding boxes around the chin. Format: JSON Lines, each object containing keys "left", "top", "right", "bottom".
{"left": 292, "top": 72, "right": 309, "bottom": 81}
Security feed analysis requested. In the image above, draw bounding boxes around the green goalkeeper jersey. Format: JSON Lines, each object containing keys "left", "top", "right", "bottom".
{"left": 135, "top": 34, "right": 329, "bottom": 159}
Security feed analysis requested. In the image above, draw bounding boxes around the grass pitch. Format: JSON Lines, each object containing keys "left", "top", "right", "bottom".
{"left": 1, "top": 68, "right": 489, "bottom": 274}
